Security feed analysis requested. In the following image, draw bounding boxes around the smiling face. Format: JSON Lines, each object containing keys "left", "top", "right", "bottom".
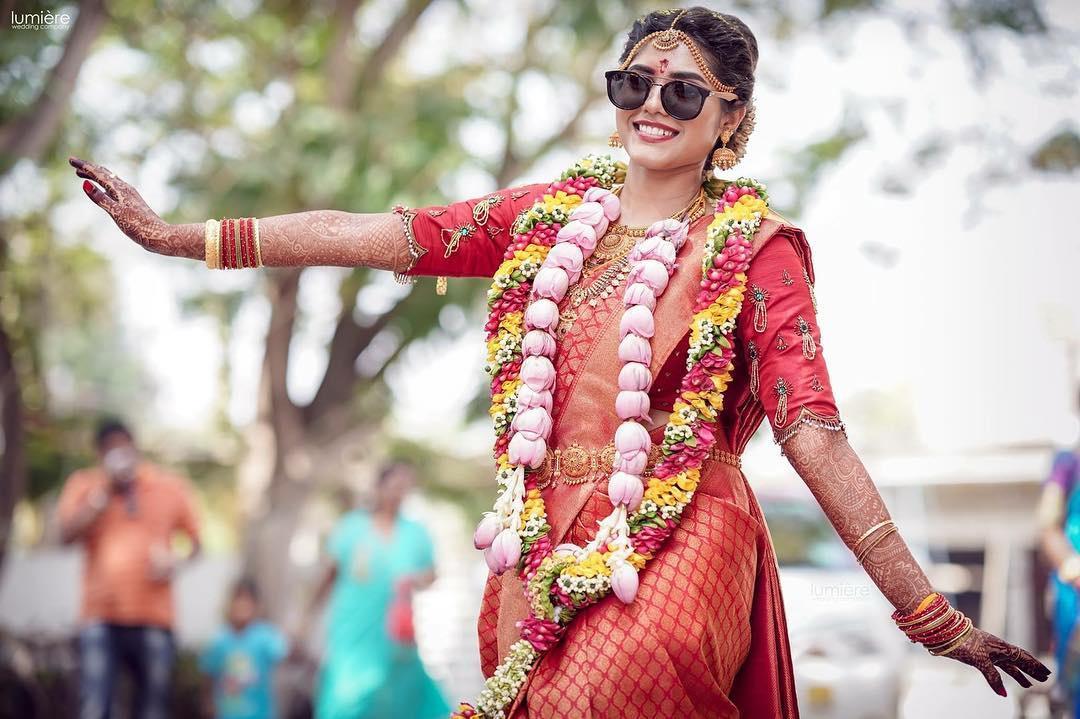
{"left": 615, "top": 42, "right": 744, "bottom": 174}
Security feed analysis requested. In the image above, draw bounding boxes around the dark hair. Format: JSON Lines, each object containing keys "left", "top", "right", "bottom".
{"left": 376, "top": 459, "right": 415, "bottom": 489}
{"left": 94, "top": 417, "right": 133, "bottom": 450}
{"left": 620, "top": 7, "right": 760, "bottom": 170}
{"left": 231, "top": 576, "right": 259, "bottom": 601}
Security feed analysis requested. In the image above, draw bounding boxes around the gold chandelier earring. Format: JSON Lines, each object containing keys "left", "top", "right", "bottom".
{"left": 711, "top": 129, "right": 737, "bottom": 171}
{"left": 608, "top": 130, "right": 623, "bottom": 148}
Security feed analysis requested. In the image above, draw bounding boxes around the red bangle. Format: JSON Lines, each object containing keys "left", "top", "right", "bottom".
{"left": 911, "top": 612, "right": 966, "bottom": 644}
{"left": 222, "top": 218, "right": 235, "bottom": 269}
{"left": 892, "top": 592, "right": 946, "bottom": 624}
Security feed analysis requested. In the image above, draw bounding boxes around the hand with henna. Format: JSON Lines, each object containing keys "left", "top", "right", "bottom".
{"left": 69, "top": 156, "right": 198, "bottom": 258}
{"left": 782, "top": 424, "right": 1052, "bottom": 697}
{"left": 68, "top": 155, "right": 413, "bottom": 269}
{"left": 941, "top": 625, "right": 1051, "bottom": 697}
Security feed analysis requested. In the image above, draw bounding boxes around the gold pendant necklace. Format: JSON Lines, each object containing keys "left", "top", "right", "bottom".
{"left": 556, "top": 186, "right": 710, "bottom": 338}
{"left": 587, "top": 186, "right": 709, "bottom": 268}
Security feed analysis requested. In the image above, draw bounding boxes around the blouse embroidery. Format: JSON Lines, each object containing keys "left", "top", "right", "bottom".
{"left": 427, "top": 208, "right": 447, "bottom": 217}
{"left": 804, "top": 268, "right": 819, "bottom": 314}
{"left": 774, "top": 334, "right": 789, "bottom": 351}
{"left": 391, "top": 204, "right": 425, "bottom": 285}
{"left": 781, "top": 268, "right": 794, "bottom": 286}
{"left": 795, "top": 315, "right": 817, "bottom": 360}
{"left": 472, "top": 194, "right": 505, "bottom": 238}
{"left": 747, "top": 340, "right": 761, "bottom": 398}
{"left": 441, "top": 222, "right": 478, "bottom": 258}
{"left": 774, "top": 406, "right": 847, "bottom": 455}
{"left": 772, "top": 377, "right": 791, "bottom": 426}
{"left": 750, "top": 284, "right": 769, "bottom": 332}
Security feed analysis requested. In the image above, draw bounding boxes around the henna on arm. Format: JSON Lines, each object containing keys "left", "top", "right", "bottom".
{"left": 70, "top": 156, "right": 414, "bottom": 271}
{"left": 781, "top": 424, "right": 932, "bottom": 615}
{"left": 167, "top": 211, "right": 413, "bottom": 269}
{"left": 782, "top": 424, "right": 1051, "bottom": 694}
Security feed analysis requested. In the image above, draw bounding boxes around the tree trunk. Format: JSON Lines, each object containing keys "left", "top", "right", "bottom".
{"left": 0, "top": 0, "right": 107, "bottom": 169}
{"left": 0, "top": 318, "right": 26, "bottom": 576}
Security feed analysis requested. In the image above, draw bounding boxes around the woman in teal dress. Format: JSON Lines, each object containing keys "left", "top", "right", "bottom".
{"left": 297, "top": 461, "right": 449, "bottom": 719}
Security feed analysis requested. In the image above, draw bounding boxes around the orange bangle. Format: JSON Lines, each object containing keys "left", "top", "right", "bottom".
{"left": 915, "top": 591, "right": 939, "bottom": 614}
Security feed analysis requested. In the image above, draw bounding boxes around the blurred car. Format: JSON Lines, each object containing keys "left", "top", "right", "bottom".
{"left": 760, "top": 490, "right": 910, "bottom": 719}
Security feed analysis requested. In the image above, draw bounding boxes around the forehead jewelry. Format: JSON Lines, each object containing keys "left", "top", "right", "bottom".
{"left": 619, "top": 8, "right": 738, "bottom": 99}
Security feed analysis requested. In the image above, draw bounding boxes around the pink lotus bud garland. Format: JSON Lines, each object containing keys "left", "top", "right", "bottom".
{"left": 456, "top": 156, "right": 769, "bottom": 719}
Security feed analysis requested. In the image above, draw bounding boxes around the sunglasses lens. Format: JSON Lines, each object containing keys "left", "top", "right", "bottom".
{"left": 607, "top": 71, "right": 650, "bottom": 110}
{"left": 661, "top": 81, "right": 707, "bottom": 120}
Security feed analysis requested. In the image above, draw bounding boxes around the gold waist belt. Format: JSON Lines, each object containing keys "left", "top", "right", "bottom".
{"left": 534, "top": 440, "right": 742, "bottom": 489}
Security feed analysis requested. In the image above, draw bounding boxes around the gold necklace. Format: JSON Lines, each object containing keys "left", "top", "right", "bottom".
{"left": 590, "top": 186, "right": 709, "bottom": 266}
{"left": 555, "top": 186, "right": 710, "bottom": 338}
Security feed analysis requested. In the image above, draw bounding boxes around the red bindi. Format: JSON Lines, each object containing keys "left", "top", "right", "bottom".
{"left": 658, "top": 58, "right": 669, "bottom": 73}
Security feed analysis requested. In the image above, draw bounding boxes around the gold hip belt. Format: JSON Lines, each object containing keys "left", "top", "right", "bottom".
{"left": 534, "top": 440, "right": 742, "bottom": 490}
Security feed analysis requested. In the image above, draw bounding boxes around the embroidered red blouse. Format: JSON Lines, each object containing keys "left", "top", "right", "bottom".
{"left": 396, "top": 184, "right": 845, "bottom": 455}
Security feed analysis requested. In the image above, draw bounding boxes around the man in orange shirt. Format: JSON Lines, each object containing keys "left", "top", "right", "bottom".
{"left": 57, "top": 418, "right": 201, "bottom": 719}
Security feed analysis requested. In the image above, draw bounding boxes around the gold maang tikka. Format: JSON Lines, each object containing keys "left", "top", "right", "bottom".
{"left": 618, "top": 9, "right": 740, "bottom": 103}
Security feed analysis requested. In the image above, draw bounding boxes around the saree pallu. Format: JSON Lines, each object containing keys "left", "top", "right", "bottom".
{"left": 482, "top": 432, "right": 796, "bottom": 718}
{"left": 400, "top": 181, "right": 844, "bottom": 718}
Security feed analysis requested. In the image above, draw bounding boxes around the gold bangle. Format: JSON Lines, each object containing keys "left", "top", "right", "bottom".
{"left": 252, "top": 217, "right": 263, "bottom": 267}
{"left": 853, "top": 519, "right": 895, "bottom": 552}
{"left": 204, "top": 219, "right": 221, "bottom": 269}
{"left": 855, "top": 525, "right": 899, "bottom": 564}
{"left": 928, "top": 617, "right": 974, "bottom": 656}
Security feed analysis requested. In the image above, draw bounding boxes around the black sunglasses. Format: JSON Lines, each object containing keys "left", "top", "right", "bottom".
{"left": 605, "top": 69, "right": 734, "bottom": 122}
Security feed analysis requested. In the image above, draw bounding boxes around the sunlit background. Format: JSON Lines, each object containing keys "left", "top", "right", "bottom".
{"left": 1, "top": 0, "right": 1078, "bottom": 717}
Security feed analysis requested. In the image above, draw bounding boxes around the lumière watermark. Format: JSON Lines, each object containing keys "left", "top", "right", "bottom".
{"left": 810, "top": 581, "right": 873, "bottom": 602}
{"left": 10, "top": 9, "right": 72, "bottom": 31}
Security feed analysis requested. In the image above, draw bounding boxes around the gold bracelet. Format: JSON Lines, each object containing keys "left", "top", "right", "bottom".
{"left": 853, "top": 519, "right": 894, "bottom": 551}
{"left": 204, "top": 219, "right": 221, "bottom": 269}
{"left": 252, "top": 217, "right": 262, "bottom": 267}
{"left": 856, "top": 525, "right": 899, "bottom": 564}
{"left": 928, "top": 617, "right": 974, "bottom": 656}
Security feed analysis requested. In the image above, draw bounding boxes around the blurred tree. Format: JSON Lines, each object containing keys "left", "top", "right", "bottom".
{"left": 51, "top": 0, "right": 654, "bottom": 616}
{"left": 0, "top": 0, "right": 110, "bottom": 570}
{"left": 0, "top": 0, "right": 1074, "bottom": 612}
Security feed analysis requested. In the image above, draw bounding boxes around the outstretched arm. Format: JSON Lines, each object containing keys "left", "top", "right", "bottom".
{"left": 70, "top": 156, "right": 412, "bottom": 269}
{"left": 739, "top": 227, "right": 1049, "bottom": 696}
{"left": 69, "top": 156, "right": 545, "bottom": 276}
{"left": 784, "top": 427, "right": 1050, "bottom": 695}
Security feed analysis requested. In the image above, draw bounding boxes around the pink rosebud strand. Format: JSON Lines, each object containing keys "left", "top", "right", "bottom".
{"left": 520, "top": 535, "right": 552, "bottom": 580}
{"left": 517, "top": 616, "right": 565, "bottom": 652}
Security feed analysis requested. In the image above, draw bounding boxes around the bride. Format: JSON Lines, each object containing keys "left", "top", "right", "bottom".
{"left": 70, "top": 6, "right": 1049, "bottom": 717}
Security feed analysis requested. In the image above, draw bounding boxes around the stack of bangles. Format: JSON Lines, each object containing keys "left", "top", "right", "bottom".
{"left": 205, "top": 217, "right": 262, "bottom": 269}
{"left": 891, "top": 591, "right": 975, "bottom": 656}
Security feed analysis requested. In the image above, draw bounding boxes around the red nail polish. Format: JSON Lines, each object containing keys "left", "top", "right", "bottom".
{"left": 82, "top": 180, "right": 93, "bottom": 193}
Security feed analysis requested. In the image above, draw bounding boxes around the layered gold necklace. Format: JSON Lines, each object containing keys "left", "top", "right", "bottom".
{"left": 555, "top": 186, "right": 709, "bottom": 339}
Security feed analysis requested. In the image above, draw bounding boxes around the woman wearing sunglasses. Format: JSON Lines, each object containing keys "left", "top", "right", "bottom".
{"left": 71, "top": 6, "right": 1049, "bottom": 718}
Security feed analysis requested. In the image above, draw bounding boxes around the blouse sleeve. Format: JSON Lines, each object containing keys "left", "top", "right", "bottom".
{"left": 736, "top": 229, "right": 846, "bottom": 452}
{"left": 394, "top": 182, "right": 549, "bottom": 280}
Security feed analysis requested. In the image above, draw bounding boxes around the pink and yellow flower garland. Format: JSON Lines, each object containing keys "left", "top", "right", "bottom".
{"left": 456, "top": 155, "right": 770, "bottom": 718}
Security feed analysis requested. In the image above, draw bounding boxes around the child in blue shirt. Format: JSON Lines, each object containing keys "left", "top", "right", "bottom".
{"left": 200, "top": 578, "right": 289, "bottom": 719}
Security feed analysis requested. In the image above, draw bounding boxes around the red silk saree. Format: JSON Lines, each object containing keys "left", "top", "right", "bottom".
{"left": 398, "top": 181, "right": 842, "bottom": 718}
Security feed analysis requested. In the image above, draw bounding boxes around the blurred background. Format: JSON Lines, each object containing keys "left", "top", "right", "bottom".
{"left": 1, "top": 0, "right": 1078, "bottom": 717}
